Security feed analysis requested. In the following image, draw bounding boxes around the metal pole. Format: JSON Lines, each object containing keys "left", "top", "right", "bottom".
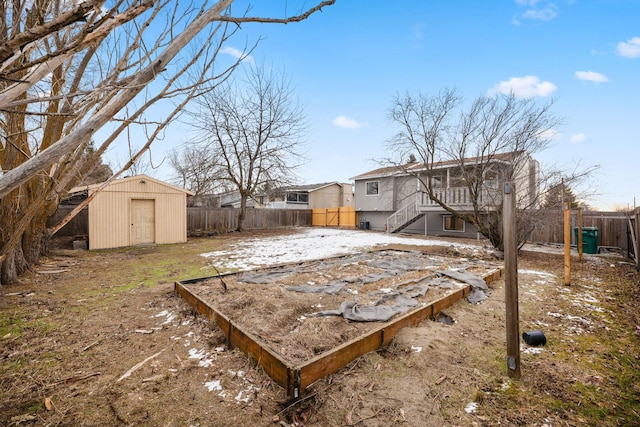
{"left": 503, "top": 182, "right": 520, "bottom": 379}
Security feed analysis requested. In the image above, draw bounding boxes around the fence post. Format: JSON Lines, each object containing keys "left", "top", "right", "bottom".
{"left": 564, "top": 204, "right": 571, "bottom": 286}
{"left": 503, "top": 181, "right": 520, "bottom": 379}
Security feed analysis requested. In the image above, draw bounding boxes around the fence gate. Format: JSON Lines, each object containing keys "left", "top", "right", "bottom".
{"left": 327, "top": 208, "right": 340, "bottom": 226}
{"left": 312, "top": 207, "right": 357, "bottom": 228}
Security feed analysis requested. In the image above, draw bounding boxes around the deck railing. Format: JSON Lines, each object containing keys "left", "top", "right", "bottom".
{"left": 419, "top": 186, "right": 500, "bottom": 208}
{"left": 386, "top": 199, "right": 420, "bottom": 233}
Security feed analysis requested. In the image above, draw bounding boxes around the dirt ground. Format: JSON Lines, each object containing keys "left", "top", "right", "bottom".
{"left": 1, "top": 228, "right": 639, "bottom": 426}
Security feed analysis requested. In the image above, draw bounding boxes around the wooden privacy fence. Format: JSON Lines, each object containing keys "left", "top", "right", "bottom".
{"left": 48, "top": 206, "right": 311, "bottom": 237}
{"left": 528, "top": 209, "right": 636, "bottom": 259}
{"left": 312, "top": 207, "right": 357, "bottom": 228}
{"left": 187, "top": 207, "right": 312, "bottom": 233}
{"left": 47, "top": 206, "right": 88, "bottom": 237}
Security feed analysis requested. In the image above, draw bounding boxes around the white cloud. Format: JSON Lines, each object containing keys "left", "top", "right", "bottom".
{"left": 514, "top": 0, "right": 558, "bottom": 23}
{"left": 220, "top": 46, "right": 255, "bottom": 64}
{"left": 521, "top": 7, "right": 557, "bottom": 21}
{"left": 569, "top": 133, "right": 587, "bottom": 143}
{"left": 489, "top": 75, "right": 557, "bottom": 98}
{"left": 575, "top": 70, "right": 609, "bottom": 83}
{"left": 617, "top": 36, "right": 640, "bottom": 58}
{"left": 332, "top": 115, "right": 364, "bottom": 129}
{"left": 515, "top": 0, "right": 545, "bottom": 5}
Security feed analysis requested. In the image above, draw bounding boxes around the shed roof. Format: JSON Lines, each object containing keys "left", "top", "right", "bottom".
{"left": 69, "top": 174, "right": 194, "bottom": 196}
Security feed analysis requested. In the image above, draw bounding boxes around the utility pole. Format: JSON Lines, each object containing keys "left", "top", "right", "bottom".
{"left": 503, "top": 182, "right": 520, "bottom": 379}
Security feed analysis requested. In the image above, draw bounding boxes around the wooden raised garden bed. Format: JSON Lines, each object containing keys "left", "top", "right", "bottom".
{"left": 175, "top": 250, "right": 503, "bottom": 399}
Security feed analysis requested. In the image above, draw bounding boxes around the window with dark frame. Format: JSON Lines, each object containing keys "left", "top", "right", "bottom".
{"left": 286, "top": 192, "right": 309, "bottom": 203}
{"left": 366, "top": 181, "right": 379, "bottom": 196}
{"left": 443, "top": 215, "right": 465, "bottom": 232}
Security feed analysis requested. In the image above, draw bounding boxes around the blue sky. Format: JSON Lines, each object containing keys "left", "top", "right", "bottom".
{"left": 119, "top": 0, "right": 640, "bottom": 211}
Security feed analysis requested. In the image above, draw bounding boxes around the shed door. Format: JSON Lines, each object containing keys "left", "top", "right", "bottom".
{"left": 131, "top": 199, "right": 155, "bottom": 245}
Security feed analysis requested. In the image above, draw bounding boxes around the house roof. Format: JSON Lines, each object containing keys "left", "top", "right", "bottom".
{"left": 350, "top": 151, "right": 525, "bottom": 180}
{"left": 283, "top": 182, "right": 350, "bottom": 193}
{"left": 69, "top": 174, "right": 195, "bottom": 196}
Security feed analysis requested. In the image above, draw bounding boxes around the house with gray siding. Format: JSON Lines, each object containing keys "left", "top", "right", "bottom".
{"left": 351, "top": 151, "right": 539, "bottom": 238}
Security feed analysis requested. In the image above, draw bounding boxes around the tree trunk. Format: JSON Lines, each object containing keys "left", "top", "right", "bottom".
{"left": 237, "top": 193, "right": 247, "bottom": 232}
{"left": 1, "top": 244, "right": 28, "bottom": 286}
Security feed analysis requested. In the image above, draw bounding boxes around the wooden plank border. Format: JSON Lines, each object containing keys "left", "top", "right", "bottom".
{"left": 176, "top": 260, "right": 503, "bottom": 399}
{"left": 175, "top": 282, "right": 294, "bottom": 393}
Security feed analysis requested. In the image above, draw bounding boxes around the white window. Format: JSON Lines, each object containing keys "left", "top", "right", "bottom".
{"left": 366, "top": 181, "right": 379, "bottom": 196}
{"left": 443, "top": 215, "right": 465, "bottom": 232}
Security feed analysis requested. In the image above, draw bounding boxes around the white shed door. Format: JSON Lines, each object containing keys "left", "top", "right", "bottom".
{"left": 131, "top": 199, "right": 155, "bottom": 245}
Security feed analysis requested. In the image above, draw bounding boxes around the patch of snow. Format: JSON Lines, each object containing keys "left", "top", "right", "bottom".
{"left": 566, "top": 315, "right": 592, "bottom": 324}
{"left": 411, "top": 345, "right": 422, "bottom": 353}
{"left": 189, "top": 348, "right": 213, "bottom": 367}
{"left": 162, "top": 313, "right": 176, "bottom": 325}
{"left": 518, "top": 269, "right": 556, "bottom": 278}
{"left": 235, "top": 386, "right": 254, "bottom": 404}
{"left": 522, "top": 345, "right": 544, "bottom": 354}
{"left": 228, "top": 369, "right": 245, "bottom": 378}
{"left": 205, "top": 379, "right": 222, "bottom": 392}
{"left": 465, "top": 402, "right": 478, "bottom": 413}
{"left": 199, "top": 228, "right": 480, "bottom": 271}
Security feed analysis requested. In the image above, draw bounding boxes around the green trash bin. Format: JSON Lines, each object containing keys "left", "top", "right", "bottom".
{"left": 574, "top": 227, "right": 599, "bottom": 254}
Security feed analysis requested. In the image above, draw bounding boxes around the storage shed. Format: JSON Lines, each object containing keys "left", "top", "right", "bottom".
{"left": 77, "top": 175, "right": 193, "bottom": 250}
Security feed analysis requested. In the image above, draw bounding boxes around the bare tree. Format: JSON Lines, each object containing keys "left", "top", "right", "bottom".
{"left": 0, "top": 0, "right": 335, "bottom": 285}
{"left": 168, "top": 146, "right": 222, "bottom": 195}
{"left": 191, "top": 63, "right": 307, "bottom": 231}
{"left": 385, "top": 89, "right": 597, "bottom": 250}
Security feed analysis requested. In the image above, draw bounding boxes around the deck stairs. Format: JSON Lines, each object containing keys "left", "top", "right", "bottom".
{"left": 386, "top": 199, "right": 424, "bottom": 233}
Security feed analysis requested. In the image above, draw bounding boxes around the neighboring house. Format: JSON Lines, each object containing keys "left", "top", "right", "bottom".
{"left": 67, "top": 175, "right": 193, "bottom": 249}
{"left": 351, "top": 151, "right": 539, "bottom": 238}
{"left": 263, "top": 182, "right": 354, "bottom": 209}
{"left": 188, "top": 190, "right": 257, "bottom": 209}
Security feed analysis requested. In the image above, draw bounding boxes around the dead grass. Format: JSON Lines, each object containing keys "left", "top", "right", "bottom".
{"left": 1, "top": 229, "right": 639, "bottom": 426}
